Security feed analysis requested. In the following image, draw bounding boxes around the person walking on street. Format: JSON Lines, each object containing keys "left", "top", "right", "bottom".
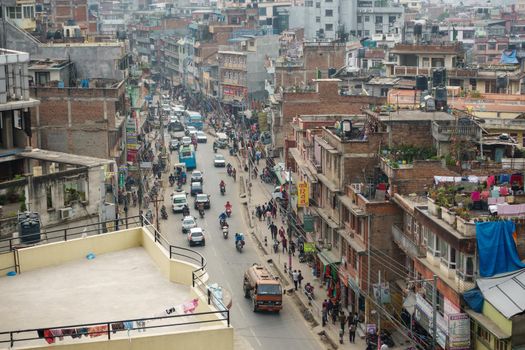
{"left": 279, "top": 226, "right": 285, "bottom": 240}
{"left": 265, "top": 210, "right": 272, "bottom": 225}
{"left": 327, "top": 299, "right": 334, "bottom": 317}
{"left": 298, "top": 270, "right": 303, "bottom": 288}
{"left": 349, "top": 320, "right": 357, "bottom": 343}
{"left": 292, "top": 270, "right": 299, "bottom": 291}
{"left": 322, "top": 300, "right": 328, "bottom": 327}
{"left": 269, "top": 222, "right": 277, "bottom": 240}
{"left": 271, "top": 205, "right": 277, "bottom": 219}
{"left": 339, "top": 312, "right": 347, "bottom": 335}
{"left": 290, "top": 241, "right": 296, "bottom": 256}
{"left": 282, "top": 236, "right": 287, "bottom": 253}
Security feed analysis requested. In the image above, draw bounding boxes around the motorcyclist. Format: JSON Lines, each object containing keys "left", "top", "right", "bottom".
{"left": 305, "top": 282, "right": 314, "bottom": 294}
{"left": 198, "top": 202, "right": 205, "bottom": 217}
{"left": 182, "top": 205, "right": 190, "bottom": 217}
{"left": 219, "top": 211, "right": 227, "bottom": 223}
{"left": 225, "top": 201, "right": 232, "bottom": 212}
{"left": 213, "top": 142, "right": 218, "bottom": 152}
{"left": 226, "top": 163, "right": 232, "bottom": 175}
{"left": 169, "top": 173, "right": 175, "bottom": 186}
{"left": 220, "top": 180, "right": 226, "bottom": 191}
{"left": 232, "top": 168, "right": 236, "bottom": 181}
{"left": 235, "top": 232, "right": 245, "bottom": 247}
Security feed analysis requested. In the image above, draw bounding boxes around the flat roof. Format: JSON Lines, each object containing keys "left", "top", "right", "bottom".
{"left": 0, "top": 247, "right": 193, "bottom": 345}
{"left": 374, "top": 110, "right": 454, "bottom": 122}
{"left": 20, "top": 149, "right": 112, "bottom": 167}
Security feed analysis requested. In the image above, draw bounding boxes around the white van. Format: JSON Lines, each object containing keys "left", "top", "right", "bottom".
{"left": 216, "top": 132, "right": 229, "bottom": 148}
{"left": 172, "top": 191, "right": 188, "bottom": 213}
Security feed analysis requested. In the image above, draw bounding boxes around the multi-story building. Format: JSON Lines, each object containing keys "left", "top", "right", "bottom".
{"left": 49, "top": 0, "right": 97, "bottom": 34}
{"left": 218, "top": 35, "right": 279, "bottom": 109}
{"left": 4, "top": 0, "right": 36, "bottom": 31}
{"left": 354, "top": 0, "right": 404, "bottom": 38}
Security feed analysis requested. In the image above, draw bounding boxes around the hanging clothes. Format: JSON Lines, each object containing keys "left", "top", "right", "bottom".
{"left": 487, "top": 175, "right": 496, "bottom": 188}
{"left": 43, "top": 329, "right": 55, "bottom": 344}
{"left": 499, "top": 174, "right": 511, "bottom": 184}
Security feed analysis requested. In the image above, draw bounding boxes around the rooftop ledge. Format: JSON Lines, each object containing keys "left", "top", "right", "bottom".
{"left": 0, "top": 222, "right": 232, "bottom": 350}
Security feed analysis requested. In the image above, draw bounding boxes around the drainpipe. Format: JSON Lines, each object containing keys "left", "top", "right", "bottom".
{"left": 366, "top": 213, "right": 371, "bottom": 323}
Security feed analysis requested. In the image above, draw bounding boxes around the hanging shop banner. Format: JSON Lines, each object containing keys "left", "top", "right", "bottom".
{"left": 297, "top": 182, "right": 309, "bottom": 207}
{"left": 303, "top": 242, "right": 316, "bottom": 253}
{"left": 303, "top": 214, "right": 315, "bottom": 232}
{"left": 415, "top": 294, "right": 447, "bottom": 349}
{"left": 448, "top": 313, "right": 470, "bottom": 350}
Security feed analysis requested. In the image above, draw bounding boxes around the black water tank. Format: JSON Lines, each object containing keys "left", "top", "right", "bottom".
{"left": 328, "top": 67, "right": 337, "bottom": 78}
{"left": 431, "top": 25, "right": 439, "bottom": 34}
{"left": 17, "top": 212, "right": 41, "bottom": 244}
{"left": 435, "top": 86, "right": 447, "bottom": 101}
{"left": 433, "top": 68, "right": 446, "bottom": 86}
{"left": 497, "top": 75, "right": 508, "bottom": 89}
{"left": 415, "top": 75, "right": 428, "bottom": 91}
{"left": 414, "top": 23, "right": 423, "bottom": 36}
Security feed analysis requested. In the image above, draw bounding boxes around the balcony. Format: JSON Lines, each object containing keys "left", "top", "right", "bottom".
{"left": 431, "top": 121, "right": 479, "bottom": 142}
{"left": 221, "top": 79, "right": 246, "bottom": 87}
{"left": 221, "top": 62, "right": 246, "bottom": 70}
{"left": 392, "top": 225, "right": 425, "bottom": 258}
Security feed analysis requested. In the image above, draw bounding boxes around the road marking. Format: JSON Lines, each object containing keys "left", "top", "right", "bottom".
{"left": 249, "top": 328, "right": 262, "bottom": 347}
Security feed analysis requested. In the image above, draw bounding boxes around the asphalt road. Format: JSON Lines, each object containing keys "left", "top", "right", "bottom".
{"left": 158, "top": 135, "right": 323, "bottom": 350}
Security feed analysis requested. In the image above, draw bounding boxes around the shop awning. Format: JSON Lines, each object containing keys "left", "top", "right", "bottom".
{"left": 318, "top": 249, "right": 341, "bottom": 267}
{"left": 465, "top": 309, "right": 511, "bottom": 340}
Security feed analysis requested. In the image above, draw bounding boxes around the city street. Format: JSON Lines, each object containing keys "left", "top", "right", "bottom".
{"left": 157, "top": 135, "right": 324, "bottom": 350}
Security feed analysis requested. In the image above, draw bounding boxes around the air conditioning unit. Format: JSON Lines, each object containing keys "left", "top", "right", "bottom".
{"left": 59, "top": 207, "right": 73, "bottom": 219}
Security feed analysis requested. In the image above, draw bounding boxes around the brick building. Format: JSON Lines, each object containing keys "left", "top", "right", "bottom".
{"left": 29, "top": 78, "right": 127, "bottom": 163}
{"left": 50, "top": 0, "right": 97, "bottom": 34}
{"left": 273, "top": 79, "right": 385, "bottom": 153}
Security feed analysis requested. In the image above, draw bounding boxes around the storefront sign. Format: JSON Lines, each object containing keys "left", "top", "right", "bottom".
{"left": 366, "top": 324, "right": 376, "bottom": 335}
{"left": 448, "top": 313, "right": 470, "bottom": 350}
{"left": 303, "top": 242, "right": 316, "bottom": 253}
{"left": 415, "top": 294, "right": 447, "bottom": 349}
{"left": 140, "top": 162, "right": 152, "bottom": 169}
{"left": 297, "top": 182, "right": 309, "bottom": 207}
{"left": 303, "top": 215, "right": 315, "bottom": 232}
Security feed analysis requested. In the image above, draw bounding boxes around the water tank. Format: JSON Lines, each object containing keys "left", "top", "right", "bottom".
{"left": 496, "top": 75, "right": 508, "bottom": 89}
{"left": 435, "top": 86, "right": 448, "bottom": 110}
{"left": 328, "top": 67, "right": 337, "bottom": 78}
{"left": 431, "top": 25, "right": 439, "bottom": 34}
{"left": 17, "top": 212, "right": 41, "bottom": 244}
{"left": 415, "top": 75, "right": 428, "bottom": 91}
{"left": 432, "top": 68, "right": 446, "bottom": 86}
{"left": 414, "top": 23, "right": 423, "bottom": 36}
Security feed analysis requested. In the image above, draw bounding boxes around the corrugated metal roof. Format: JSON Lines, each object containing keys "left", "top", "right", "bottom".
{"left": 477, "top": 268, "right": 525, "bottom": 319}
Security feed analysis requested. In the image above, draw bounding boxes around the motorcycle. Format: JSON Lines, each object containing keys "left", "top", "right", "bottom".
{"left": 236, "top": 240, "right": 243, "bottom": 252}
{"left": 380, "top": 329, "right": 395, "bottom": 348}
{"left": 199, "top": 207, "right": 205, "bottom": 219}
{"left": 169, "top": 176, "right": 175, "bottom": 187}
{"left": 220, "top": 185, "right": 226, "bottom": 195}
{"left": 226, "top": 207, "right": 232, "bottom": 217}
{"left": 219, "top": 218, "right": 227, "bottom": 228}
{"left": 222, "top": 225, "right": 229, "bottom": 239}
{"left": 304, "top": 285, "right": 315, "bottom": 302}
{"left": 227, "top": 165, "right": 232, "bottom": 176}
{"left": 161, "top": 205, "right": 168, "bottom": 220}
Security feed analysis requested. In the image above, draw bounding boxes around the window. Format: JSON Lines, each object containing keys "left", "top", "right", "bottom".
{"left": 325, "top": 23, "right": 333, "bottom": 31}
{"left": 8, "top": 6, "right": 22, "bottom": 19}
{"left": 326, "top": 0, "right": 333, "bottom": 2}
{"left": 375, "top": 16, "right": 383, "bottom": 24}
{"left": 325, "top": 9, "right": 333, "bottom": 16}
{"left": 498, "top": 44, "right": 507, "bottom": 50}
{"left": 476, "top": 324, "right": 491, "bottom": 345}
{"left": 258, "top": 7, "right": 267, "bottom": 15}
{"left": 488, "top": 42, "right": 496, "bottom": 50}
{"left": 364, "top": 15, "right": 370, "bottom": 22}
{"left": 357, "top": 16, "right": 362, "bottom": 23}
{"left": 316, "top": 16, "right": 321, "bottom": 22}
{"left": 35, "top": 72, "right": 50, "bottom": 85}
{"left": 305, "top": 0, "right": 313, "bottom": 6}
{"left": 389, "top": 15, "right": 397, "bottom": 24}
{"left": 316, "top": 2, "right": 320, "bottom": 7}
{"left": 522, "top": 135, "right": 525, "bottom": 148}
{"left": 23, "top": 5, "right": 34, "bottom": 18}
{"left": 46, "top": 186, "right": 53, "bottom": 209}
{"left": 497, "top": 340, "right": 509, "bottom": 350}
{"left": 364, "top": 30, "right": 370, "bottom": 36}
{"left": 477, "top": 44, "right": 486, "bottom": 51}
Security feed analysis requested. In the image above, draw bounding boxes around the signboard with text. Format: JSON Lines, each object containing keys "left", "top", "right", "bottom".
{"left": 448, "top": 313, "right": 470, "bottom": 350}
{"left": 297, "top": 182, "right": 309, "bottom": 207}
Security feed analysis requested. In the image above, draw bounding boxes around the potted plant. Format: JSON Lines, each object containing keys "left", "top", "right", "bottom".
{"left": 427, "top": 188, "right": 441, "bottom": 218}
{"left": 441, "top": 206, "right": 457, "bottom": 226}
{"left": 456, "top": 208, "right": 476, "bottom": 236}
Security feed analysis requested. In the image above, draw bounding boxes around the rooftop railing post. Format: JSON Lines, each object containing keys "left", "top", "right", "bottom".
{"left": 107, "top": 323, "right": 111, "bottom": 340}
{"left": 227, "top": 310, "right": 230, "bottom": 327}
{"left": 207, "top": 288, "right": 211, "bottom": 305}
{"left": 64, "top": 229, "right": 67, "bottom": 242}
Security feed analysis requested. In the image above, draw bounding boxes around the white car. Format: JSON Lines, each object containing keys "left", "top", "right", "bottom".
{"left": 214, "top": 154, "right": 226, "bottom": 167}
{"left": 196, "top": 131, "right": 208, "bottom": 143}
{"left": 172, "top": 192, "right": 188, "bottom": 213}
{"left": 188, "top": 227, "right": 205, "bottom": 246}
{"left": 181, "top": 136, "right": 192, "bottom": 146}
{"left": 186, "top": 126, "right": 198, "bottom": 137}
{"left": 272, "top": 186, "right": 285, "bottom": 201}
{"left": 181, "top": 216, "right": 197, "bottom": 234}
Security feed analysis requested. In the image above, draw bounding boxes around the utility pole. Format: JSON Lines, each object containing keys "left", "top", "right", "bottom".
{"left": 431, "top": 274, "right": 438, "bottom": 350}
{"left": 378, "top": 270, "right": 381, "bottom": 345}
{"left": 287, "top": 168, "right": 292, "bottom": 271}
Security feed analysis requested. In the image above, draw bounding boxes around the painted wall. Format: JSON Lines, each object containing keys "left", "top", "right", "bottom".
{"left": 483, "top": 302, "right": 512, "bottom": 338}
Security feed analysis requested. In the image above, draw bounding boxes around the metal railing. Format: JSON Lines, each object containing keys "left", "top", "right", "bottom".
{"left": 0, "top": 215, "right": 230, "bottom": 347}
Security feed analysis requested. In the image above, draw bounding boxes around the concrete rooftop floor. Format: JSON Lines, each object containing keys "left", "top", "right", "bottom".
{"left": 0, "top": 247, "right": 196, "bottom": 346}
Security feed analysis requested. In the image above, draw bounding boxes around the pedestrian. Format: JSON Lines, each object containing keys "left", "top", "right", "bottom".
{"left": 271, "top": 205, "right": 277, "bottom": 219}
{"left": 292, "top": 270, "right": 299, "bottom": 290}
{"left": 327, "top": 298, "right": 334, "bottom": 316}
{"left": 332, "top": 300, "right": 340, "bottom": 324}
{"left": 352, "top": 312, "right": 360, "bottom": 327}
{"left": 339, "top": 312, "right": 347, "bottom": 335}
{"left": 278, "top": 226, "right": 285, "bottom": 240}
{"left": 269, "top": 222, "right": 277, "bottom": 240}
{"left": 265, "top": 210, "right": 272, "bottom": 225}
{"left": 298, "top": 270, "right": 303, "bottom": 288}
{"left": 282, "top": 236, "right": 287, "bottom": 253}
{"left": 322, "top": 300, "right": 329, "bottom": 327}
{"left": 349, "top": 320, "right": 357, "bottom": 343}
{"left": 273, "top": 239, "right": 279, "bottom": 254}
{"left": 290, "top": 241, "right": 296, "bottom": 256}
{"left": 256, "top": 206, "right": 262, "bottom": 220}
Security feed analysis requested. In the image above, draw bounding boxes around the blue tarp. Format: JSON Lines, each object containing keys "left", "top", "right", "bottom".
{"left": 476, "top": 221, "right": 525, "bottom": 277}
{"left": 463, "top": 288, "right": 484, "bottom": 312}
{"left": 500, "top": 50, "right": 518, "bottom": 64}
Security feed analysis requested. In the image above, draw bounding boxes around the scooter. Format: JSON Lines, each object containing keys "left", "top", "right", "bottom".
{"left": 199, "top": 207, "right": 205, "bottom": 219}
{"left": 222, "top": 225, "right": 229, "bottom": 239}
{"left": 226, "top": 207, "right": 232, "bottom": 217}
{"left": 304, "top": 285, "right": 315, "bottom": 301}
{"left": 236, "top": 240, "right": 244, "bottom": 252}
{"left": 220, "top": 185, "right": 226, "bottom": 195}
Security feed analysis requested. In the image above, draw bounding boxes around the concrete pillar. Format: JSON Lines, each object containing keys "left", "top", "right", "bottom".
{"left": 0, "top": 65, "right": 7, "bottom": 104}
{"left": 22, "top": 63, "right": 29, "bottom": 100}
{"left": 4, "top": 111, "right": 14, "bottom": 148}
{"left": 14, "top": 64, "right": 22, "bottom": 99}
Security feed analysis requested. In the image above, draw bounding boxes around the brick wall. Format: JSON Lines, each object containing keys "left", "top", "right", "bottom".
{"left": 390, "top": 121, "right": 434, "bottom": 148}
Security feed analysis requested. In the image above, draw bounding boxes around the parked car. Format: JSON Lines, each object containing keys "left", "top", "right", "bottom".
{"left": 190, "top": 182, "right": 203, "bottom": 196}
{"left": 181, "top": 215, "right": 197, "bottom": 234}
{"left": 196, "top": 131, "right": 208, "bottom": 143}
{"left": 190, "top": 170, "right": 204, "bottom": 183}
{"left": 214, "top": 154, "right": 226, "bottom": 167}
{"left": 181, "top": 136, "right": 192, "bottom": 146}
{"left": 194, "top": 193, "right": 211, "bottom": 209}
{"left": 188, "top": 227, "right": 205, "bottom": 246}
